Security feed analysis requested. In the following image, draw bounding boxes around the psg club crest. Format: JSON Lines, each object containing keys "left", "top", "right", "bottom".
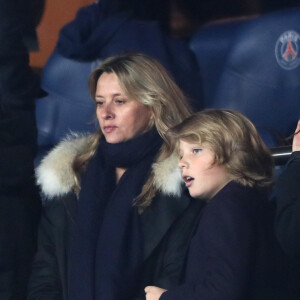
{"left": 275, "top": 30, "right": 300, "bottom": 70}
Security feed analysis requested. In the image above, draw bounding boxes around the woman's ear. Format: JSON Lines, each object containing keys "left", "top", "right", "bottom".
{"left": 147, "top": 112, "right": 155, "bottom": 129}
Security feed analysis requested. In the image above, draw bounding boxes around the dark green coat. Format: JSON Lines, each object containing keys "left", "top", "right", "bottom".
{"left": 28, "top": 189, "right": 204, "bottom": 300}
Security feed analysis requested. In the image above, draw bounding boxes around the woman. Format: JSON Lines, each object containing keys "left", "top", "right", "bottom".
{"left": 28, "top": 53, "right": 204, "bottom": 300}
{"left": 145, "top": 109, "right": 291, "bottom": 300}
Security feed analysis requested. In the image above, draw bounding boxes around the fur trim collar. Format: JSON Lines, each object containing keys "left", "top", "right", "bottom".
{"left": 36, "top": 135, "right": 183, "bottom": 199}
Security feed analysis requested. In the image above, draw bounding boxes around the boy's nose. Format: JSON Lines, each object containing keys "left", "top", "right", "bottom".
{"left": 178, "top": 158, "right": 188, "bottom": 169}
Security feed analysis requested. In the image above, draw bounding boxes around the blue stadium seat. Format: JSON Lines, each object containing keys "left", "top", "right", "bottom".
{"left": 190, "top": 8, "right": 300, "bottom": 145}
{"left": 190, "top": 18, "right": 245, "bottom": 107}
{"left": 35, "top": 51, "right": 99, "bottom": 161}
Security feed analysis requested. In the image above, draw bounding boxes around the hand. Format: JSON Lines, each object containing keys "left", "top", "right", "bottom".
{"left": 145, "top": 286, "right": 167, "bottom": 300}
{"left": 293, "top": 120, "right": 300, "bottom": 152}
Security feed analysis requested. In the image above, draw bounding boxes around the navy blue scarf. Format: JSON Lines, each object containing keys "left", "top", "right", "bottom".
{"left": 68, "top": 130, "right": 162, "bottom": 300}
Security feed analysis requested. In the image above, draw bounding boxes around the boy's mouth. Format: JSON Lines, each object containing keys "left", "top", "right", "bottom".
{"left": 183, "top": 176, "right": 194, "bottom": 187}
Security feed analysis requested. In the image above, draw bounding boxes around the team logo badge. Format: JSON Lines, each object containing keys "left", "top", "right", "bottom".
{"left": 275, "top": 30, "right": 300, "bottom": 70}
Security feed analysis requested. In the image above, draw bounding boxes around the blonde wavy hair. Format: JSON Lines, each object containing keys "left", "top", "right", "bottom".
{"left": 73, "top": 53, "right": 193, "bottom": 207}
{"left": 169, "top": 109, "right": 274, "bottom": 188}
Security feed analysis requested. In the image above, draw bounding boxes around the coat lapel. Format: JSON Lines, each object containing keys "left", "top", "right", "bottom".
{"left": 141, "top": 191, "right": 191, "bottom": 260}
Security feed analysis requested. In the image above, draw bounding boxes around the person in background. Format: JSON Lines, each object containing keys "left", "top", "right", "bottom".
{"left": 0, "top": 0, "right": 42, "bottom": 299}
{"left": 27, "top": 53, "right": 205, "bottom": 300}
{"left": 53, "top": 0, "right": 204, "bottom": 111}
{"left": 274, "top": 120, "right": 300, "bottom": 297}
{"left": 145, "top": 109, "right": 292, "bottom": 300}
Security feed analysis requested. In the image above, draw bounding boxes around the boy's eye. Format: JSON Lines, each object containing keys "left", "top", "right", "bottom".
{"left": 192, "top": 149, "right": 202, "bottom": 154}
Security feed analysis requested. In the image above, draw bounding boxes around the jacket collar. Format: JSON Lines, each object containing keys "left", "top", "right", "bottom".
{"left": 36, "top": 134, "right": 183, "bottom": 200}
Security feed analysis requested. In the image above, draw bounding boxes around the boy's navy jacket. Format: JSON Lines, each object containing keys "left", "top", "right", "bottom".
{"left": 160, "top": 181, "right": 294, "bottom": 300}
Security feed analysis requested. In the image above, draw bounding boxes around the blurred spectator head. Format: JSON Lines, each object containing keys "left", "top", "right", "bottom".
{"left": 117, "top": 0, "right": 261, "bottom": 39}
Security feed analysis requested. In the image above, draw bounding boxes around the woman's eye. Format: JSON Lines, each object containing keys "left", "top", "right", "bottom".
{"left": 115, "top": 99, "right": 125, "bottom": 104}
{"left": 96, "top": 101, "right": 104, "bottom": 107}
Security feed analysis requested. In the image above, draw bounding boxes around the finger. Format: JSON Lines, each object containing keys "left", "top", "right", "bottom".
{"left": 296, "top": 120, "right": 300, "bottom": 133}
{"left": 145, "top": 286, "right": 156, "bottom": 289}
{"left": 293, "top": 120, "right": 300, "bottom": 151}
{"left": 145, "top": 286, "right": 157, "bottom": 293}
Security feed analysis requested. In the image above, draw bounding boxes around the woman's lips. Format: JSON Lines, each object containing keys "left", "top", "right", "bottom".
{"left": 104, "top": 126, "right": 117, "bottom": 133}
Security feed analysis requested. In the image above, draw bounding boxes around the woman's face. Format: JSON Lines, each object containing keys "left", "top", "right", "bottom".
{"left": 95, "top": 72, "right": 152, "bottom": 144}
{"left": 178, "top": 139, "right": 231, "bottom": 199}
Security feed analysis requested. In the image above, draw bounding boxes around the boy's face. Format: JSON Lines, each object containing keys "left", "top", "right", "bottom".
{"left": 178, "top": 139, "right": 231, "bottom": 199}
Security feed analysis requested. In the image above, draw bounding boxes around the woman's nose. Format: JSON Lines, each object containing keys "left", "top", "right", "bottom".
{"left": 102, "top": 103, "right": 115, "bottom": 120}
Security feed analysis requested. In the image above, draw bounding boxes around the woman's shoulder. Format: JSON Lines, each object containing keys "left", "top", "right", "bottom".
{"left": 41, "top": 192, "right": 78, "bottom": 227}
{"left": 36, "top": 134, "right": 90, "bottom": 200}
